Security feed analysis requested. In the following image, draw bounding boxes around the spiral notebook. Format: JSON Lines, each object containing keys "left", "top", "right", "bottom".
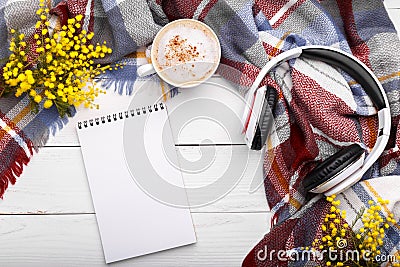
{"left": 76, "top": 103, "right": 196, "bottom": 263}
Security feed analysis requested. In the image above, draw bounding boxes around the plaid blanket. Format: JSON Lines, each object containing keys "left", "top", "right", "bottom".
{"left": 1, "top": 0, "right": 399, "bottom": 265}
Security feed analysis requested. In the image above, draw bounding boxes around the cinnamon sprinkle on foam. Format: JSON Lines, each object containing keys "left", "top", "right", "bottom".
{"left": 164, "top": 35, "right": 200, "bottom": 66}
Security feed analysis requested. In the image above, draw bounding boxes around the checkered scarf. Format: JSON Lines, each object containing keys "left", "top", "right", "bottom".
{"left": 1, "top": 0, "right": 399, "bottom": 265}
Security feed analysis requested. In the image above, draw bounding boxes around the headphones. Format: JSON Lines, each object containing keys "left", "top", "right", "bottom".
{"left": 242, "top": 45, "right": 391, "bottom": 196}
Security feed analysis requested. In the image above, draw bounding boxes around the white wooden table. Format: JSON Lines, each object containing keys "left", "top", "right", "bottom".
{"left": 0, "top": 3, "right": 399, "bottom": 266}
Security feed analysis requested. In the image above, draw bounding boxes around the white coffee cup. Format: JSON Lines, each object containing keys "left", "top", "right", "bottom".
{"left": 137, "top": 19, "right": 221, "bottom": 88}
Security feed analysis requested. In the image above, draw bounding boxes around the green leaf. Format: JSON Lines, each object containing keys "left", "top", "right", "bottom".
{"left": 0, "top": 57, "right": 8, "bottom": 66}
{"left": 352, "top": 207, "right": 365, "bottom": 228}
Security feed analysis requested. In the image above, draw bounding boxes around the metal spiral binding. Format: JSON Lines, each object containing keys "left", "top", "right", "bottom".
{"left": 77, "top": 103, "right": 164, "bottom": 130}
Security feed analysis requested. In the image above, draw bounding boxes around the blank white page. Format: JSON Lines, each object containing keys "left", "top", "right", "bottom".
{"left": 77, "top": 104, "right": 196, "bottom": 263}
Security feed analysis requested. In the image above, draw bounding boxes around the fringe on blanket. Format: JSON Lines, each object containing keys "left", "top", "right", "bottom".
{"left": 0, "top": 104, "right": 74, "bottom": 199}
{"left": 0, "top": 139, "right": 33, "bottom": 199}
{"left": 98, "top": 49, "right": 180, "bottom": 99}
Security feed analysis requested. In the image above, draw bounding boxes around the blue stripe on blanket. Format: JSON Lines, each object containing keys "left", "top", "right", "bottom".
{"left": 0, "top": 1, "right": 9, "bottom": 59}
{"left": 383, "top": 79, "right": 400, "bottom": 95}
{"left": 302, "top": 13, "right": 342, "bottom": 46}
{"left": 101, "top": 0, "right": 118, "bottom": 13}
{"left": 103, "top": 5, "right": 138, "bottom": 61}
{"left": 219, "top": 2, "right": 259, "bottom": 62}
{"left": 99, "top": 57, "right": 138, "bottom": 95}
{"left": 23, "top": 104, "right": 74, "bottom": 146}
{"left": 99, "top": 57, "right": 180, "bottom": 98}
{"left": 254, "top": 11, "right": 270, "bottom": 32}
{"left": 354, "top": 9, "right": 398, "bottom": 40}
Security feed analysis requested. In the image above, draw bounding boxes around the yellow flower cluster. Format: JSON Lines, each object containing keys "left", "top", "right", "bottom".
{"left": 309, "top": 195, "right": 399, "bottom": 267}
{"left": 355, "top": 198, "right": 399, "bottom": 267}
{"left": 1, "top": 0, "right": 120, "bottom": 117}
{"left": 312, "top": 195, "right": 349, "bottom": 267}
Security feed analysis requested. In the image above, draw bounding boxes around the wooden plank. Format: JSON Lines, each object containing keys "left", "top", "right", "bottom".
{"left": 0, "top": 213, "right": 270, "bottom": 266}
{"left": 46, "top": 76, "right": 248, "bottom": 146}
{"left": 385, "top": 0, "right": 400, "bottom": 9}
{"left": 388, "top": 9, "right": 400, "bottom": 32}
{"left": 0, "top": 146, "right": 269, "bottom": 214}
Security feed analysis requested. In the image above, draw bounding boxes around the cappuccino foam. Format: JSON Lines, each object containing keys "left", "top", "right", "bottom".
{"left": 152, "top": 20, "right": 220, "bottom": 87}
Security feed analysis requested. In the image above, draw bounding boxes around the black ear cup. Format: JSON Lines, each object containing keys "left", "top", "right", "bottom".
{"left": 251, "top": 86, "right": 278, "bottom": 150}
{"left": 303, "top": 143, "right": 365, "bottom": 192}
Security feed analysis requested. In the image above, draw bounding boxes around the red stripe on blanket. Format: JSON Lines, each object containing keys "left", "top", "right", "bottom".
{"left": 273, "top": 0, "right": 307, "bottom": 28}
{"left": 0, "top": 128, "right": 12, "bottom": 152}
{"left": 288, "top": 122, "right": 315, "bottom": 172}
{"left": 359, "top": 116, "right": 378, "bottom": 149}
{"left": 253, "top": 0, "right": 289, "bottom": 21}
{"left": 290, "top": 68, "right": 361, "bottom": 142}
{"left": 162, "top": 0, "right": 204, "bottom": 20}
{"left": 380, "top": 148, "right": 400, "bottom": 172}
{"left": 0, "top": 112, "right": 33, "bottom": 153}
{"left": 198, "top": 0, "right": 218, "bottom": 21}
{"left": 51, "top": 0, "right": 94, "bottom": 33}
{"left": 88, "top": 0, "right": 94, "bottom": 33}
{"left": 50, "top": 1, "right": 69, "bottom": 26}
{"left": 0, "top": 113, "right": 22, "bottom": 148}
{"left": 268, "top": 149, "right": 290, "bottom": 195}
{"left": 390, "top": 115, "right": 400, "bottom": 149}
{"left": 0, "top": 112, "right": 34, "bottom": 198}
{"left": 378, "top": 115, "right": 400, "bottom": 170}
{"left": 0, "top": 135, "right": 31, "bottom": 198}
{"left": 66, "top": 0, "right": 91, "bottom": 18}
{"left": 262, "top": 42, "right": 283, "bottom": 58}
{"left": 242, "top": 218, "right": 300, "bottom": 267}
{"left": 336, "top": 2, "right": 371, "bottom": 68}
{"left": 220, "top": 57, "right": 260, "bottom": 84}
